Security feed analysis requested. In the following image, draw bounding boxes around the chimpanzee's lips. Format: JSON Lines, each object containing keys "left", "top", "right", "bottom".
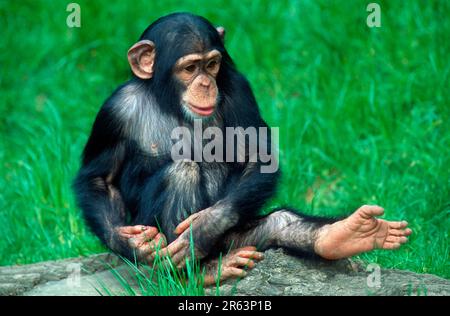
{"left": 187, "top": 103, "right": 215, "bottom": 116}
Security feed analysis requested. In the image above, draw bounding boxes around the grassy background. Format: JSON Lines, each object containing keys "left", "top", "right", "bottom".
{"left": 0, "top": 0, "right": 448, "bottom": 279}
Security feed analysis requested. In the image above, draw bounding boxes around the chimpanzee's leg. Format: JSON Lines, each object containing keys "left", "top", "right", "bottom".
{"left": 218, "top": 205, "right": 412, "bottom": 260}
{"left": 218, "top": 208, "right": 334, "bottom": 255}
{"left": 201, "top": 208, "right": 333, "bottom": 285}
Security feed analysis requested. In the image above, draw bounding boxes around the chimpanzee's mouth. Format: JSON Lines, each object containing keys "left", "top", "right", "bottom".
{"left": 187, "top": 103, "right": 215, "bottom": 116}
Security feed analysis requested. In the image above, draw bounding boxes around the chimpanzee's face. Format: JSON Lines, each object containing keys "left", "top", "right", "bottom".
{"left": 173, "top": 49, "right": 221, "bottom": 118}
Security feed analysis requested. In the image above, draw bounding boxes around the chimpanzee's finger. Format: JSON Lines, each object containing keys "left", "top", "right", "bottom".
{"left": 137, "top": 227, "right": 159, "bottom": 241}
{"left": 127, "top": 227, "right": 159, "bottom": 247}
{"left": 174, "top": 212, "right": 201, "bottom": 235}
{"left": 174, "top": 252, "right": 188, "bottom": 268}
{"left": 157, "top": 238, "right": 185, "bottom": 258}
{"left": 149, "top": 233, "right": 167, "bottom": 250}
{"left": 236, "top": 250, "right": 264, "bottom": 261}
{"left": 136, "top": 242, "right": 152, "bottom": 257}
{"left": 118, "top": 232, "right": 135, "bottom": 239}
{"left": 118, "top": 225, "right": 153, "bottom": 236}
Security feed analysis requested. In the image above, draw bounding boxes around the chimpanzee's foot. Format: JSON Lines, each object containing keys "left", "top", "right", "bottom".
{"left": 314, "top": 205, "right": 412, "bottom": 260}
{"left": 203, "top": 246, "right": 264, "bottom": 286}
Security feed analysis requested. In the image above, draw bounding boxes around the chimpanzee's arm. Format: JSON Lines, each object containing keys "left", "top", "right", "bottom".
{"left": 73, "top": 106, "right": 132, "bottom": 258}
{"left": 213, "top": 72, "right": 280, "bottom": 226}
{"left": 217, "top": 162, "right": 279, "bottom": 224}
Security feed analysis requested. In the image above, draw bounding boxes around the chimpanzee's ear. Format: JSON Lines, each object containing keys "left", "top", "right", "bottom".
{"left": 216, "top": 26, "right": 225, "bottom": 43}
{"left": 127, "top": 40, "right": 155, "bottom": 79}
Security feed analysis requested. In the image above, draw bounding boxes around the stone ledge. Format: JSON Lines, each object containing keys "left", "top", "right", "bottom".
{"left": 1, "top": 249, "right": 448, "bottom": 296}
{"left": 0, "top": 253, "right": 120, "bottom": 296}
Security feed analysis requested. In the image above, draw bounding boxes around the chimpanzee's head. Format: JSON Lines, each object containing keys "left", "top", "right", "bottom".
{"left": 127, "top": 13, "right": 232, "bottom": 120}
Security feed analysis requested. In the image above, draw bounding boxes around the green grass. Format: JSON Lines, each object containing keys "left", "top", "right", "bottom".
{"left": 0, "top": 0, "right": 448, "bottom": 283}
{"left": 96, "top": 231, "right": 227, "bottom": 296}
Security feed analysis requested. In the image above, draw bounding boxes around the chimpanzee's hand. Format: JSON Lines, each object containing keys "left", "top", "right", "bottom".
{"left": 157, "top": 207, "right": 227, "bottom": 268}
{"left": 117, "top": 225, "right": 167, "bottom": 263}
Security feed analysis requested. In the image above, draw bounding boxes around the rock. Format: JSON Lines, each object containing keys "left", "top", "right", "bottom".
{"left": 0, "top": 249, "right": 448, "bottom": 296}
{"left": 217, "top": 249, "right": 449, "bottom": 296}
{"left": 0, "top": 253, "right": 120, "bottom": 296}
{"left": 24, "top": 269, "right": 127, "bottom": 296}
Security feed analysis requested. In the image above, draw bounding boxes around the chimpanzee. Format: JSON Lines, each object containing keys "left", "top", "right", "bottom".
{"left": 74, "top": 13, "right": 411, "bottom": 284}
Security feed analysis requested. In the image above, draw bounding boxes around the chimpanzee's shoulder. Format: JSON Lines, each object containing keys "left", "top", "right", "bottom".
{"left": 101, "top": 80, "right": 177, "bottom": 154}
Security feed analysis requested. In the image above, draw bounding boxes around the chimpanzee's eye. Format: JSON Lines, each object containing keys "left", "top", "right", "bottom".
{"left": 207, "top": 60, "right": 218, "bottom": 70}
{"left": 184, "top": 64, "right": 196, "bottom": 73}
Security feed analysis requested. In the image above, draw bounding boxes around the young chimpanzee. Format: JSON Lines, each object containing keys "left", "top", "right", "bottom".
{"left": 74, "top": 13, "right": 412, "bottom": 284}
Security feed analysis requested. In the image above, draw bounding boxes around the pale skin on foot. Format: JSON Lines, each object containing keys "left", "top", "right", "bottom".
{"left": 314, "top": 205, "right": 412, "bottom": 260}
{"left": 118, "top": 204, "right": 412, "bottom": 284}
{"left": 202, "top": 246, "right": 264, "bottom": 286}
